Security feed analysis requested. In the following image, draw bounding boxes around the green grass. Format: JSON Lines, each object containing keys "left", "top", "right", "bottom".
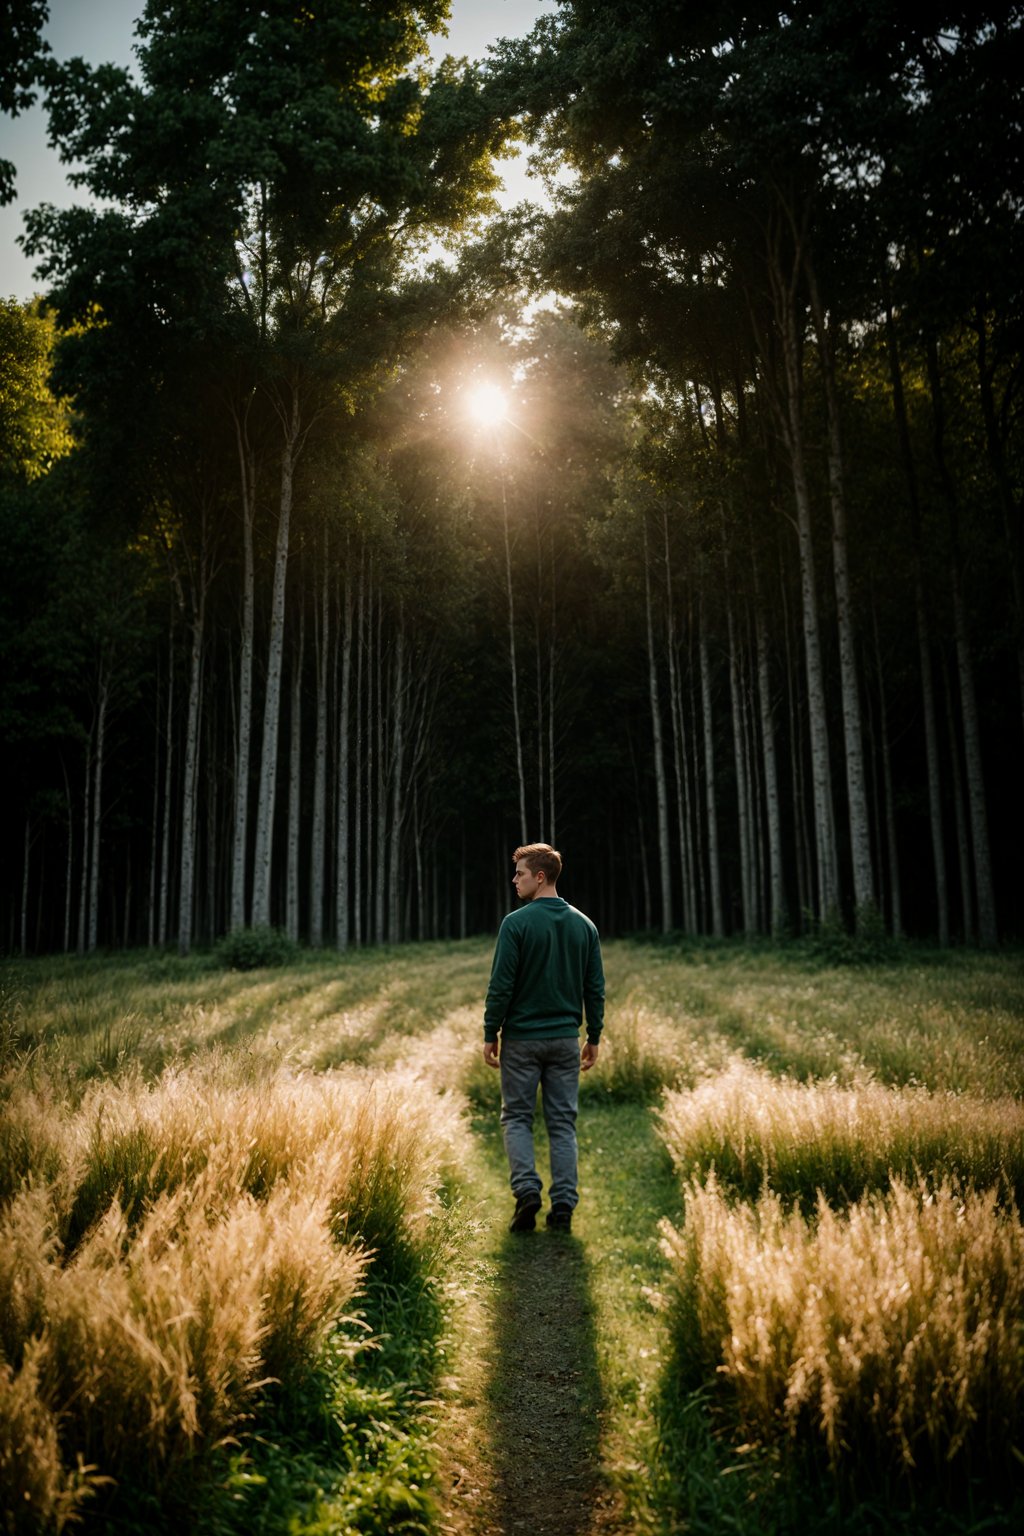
{"left": 2, "top": 938, "right": 1023, "bottom": 1535}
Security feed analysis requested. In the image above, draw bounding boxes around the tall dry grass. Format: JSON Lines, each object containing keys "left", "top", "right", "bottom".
{"left": 0, "top": 1055, "right": 467, "bottom": 1527}
{"left": 661, "top": 1173, "right": 1024, "bottom": 1480}
{"left": 658, "top": 1058, "right": 1024, "bottom": 1205}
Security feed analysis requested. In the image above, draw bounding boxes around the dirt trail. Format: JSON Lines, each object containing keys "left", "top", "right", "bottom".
{"left": 439, "top": 1168, "right": 628, "bottom": 1536}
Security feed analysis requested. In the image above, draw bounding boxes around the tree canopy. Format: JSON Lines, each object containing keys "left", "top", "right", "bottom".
{"left": 1, "top": 0, "right": 1021, "bottom": 953}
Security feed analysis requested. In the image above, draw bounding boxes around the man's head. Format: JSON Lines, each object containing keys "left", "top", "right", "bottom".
{"left": 512, "top": 842, "right": 562, "bottom": 901}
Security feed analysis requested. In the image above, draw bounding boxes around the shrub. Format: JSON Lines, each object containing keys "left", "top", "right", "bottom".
{"left": 213, "top": 925, "right": 299, "bottom": 971}
{"left": 661, "top": 1174, "right": 1024, "bottom": 1482}
{"left": 657, "top": 1059, "right": 1024, "bottom": 1206}
{"left": 0, "top": 1055, "right": 466, "bottom": 1526}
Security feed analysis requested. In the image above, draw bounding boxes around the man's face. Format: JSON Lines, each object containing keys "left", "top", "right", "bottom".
{"left": 513, "top": 859, "right": 544, "bottom": 902}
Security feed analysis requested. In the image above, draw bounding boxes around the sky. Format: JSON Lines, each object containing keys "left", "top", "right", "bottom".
{"left": 0, "top": 0, "right": 557, "bottom": 301}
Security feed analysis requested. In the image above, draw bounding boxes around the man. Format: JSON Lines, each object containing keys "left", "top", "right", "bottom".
{"left": 482, "top": 842, "right": 605, "bottom": 1234}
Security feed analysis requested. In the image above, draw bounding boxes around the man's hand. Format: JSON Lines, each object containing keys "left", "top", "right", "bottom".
{"left": 581, "top": 1040, "right": 600, "bottom": 1072}
{"left": 482, "top": 1041, "right": 500, "bottom": 1069}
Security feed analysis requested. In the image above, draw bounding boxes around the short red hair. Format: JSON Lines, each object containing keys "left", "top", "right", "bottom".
{"left": 513, "top": 843, "right": 562, "bottom": 883}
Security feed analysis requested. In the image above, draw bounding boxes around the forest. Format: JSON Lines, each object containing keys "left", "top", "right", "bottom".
{"left": 2, "top": 0, "right": 1022, "bottom": 955}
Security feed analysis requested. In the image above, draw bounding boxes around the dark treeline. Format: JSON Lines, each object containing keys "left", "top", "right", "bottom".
{"left": 1, "top": 0, "right": 1021, "bottom": 953}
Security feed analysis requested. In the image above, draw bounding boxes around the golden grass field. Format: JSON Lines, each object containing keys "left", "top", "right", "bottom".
{"left": 1, "top": 938, "right": 1022, "bottom": 1534}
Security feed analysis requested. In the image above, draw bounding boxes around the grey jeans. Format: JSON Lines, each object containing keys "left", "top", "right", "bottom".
{"left": 499, "top": 1036, "right": 581, "bottom": 1209}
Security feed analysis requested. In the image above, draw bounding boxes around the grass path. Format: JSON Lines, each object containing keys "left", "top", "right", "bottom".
{"left": 438, "top": 1105, "right": 681, "bottom": 1536}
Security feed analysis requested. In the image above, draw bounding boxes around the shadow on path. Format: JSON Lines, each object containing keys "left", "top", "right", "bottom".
{"left": 483, "top": 1225, "right": 609, "bottom": 1536}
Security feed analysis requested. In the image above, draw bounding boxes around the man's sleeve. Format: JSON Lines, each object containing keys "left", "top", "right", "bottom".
{"left": 483, "top": 919, "right": 519, "bottom": 1041}
{"left": 583, "top": 931, "right": 605, "bottom": 1043}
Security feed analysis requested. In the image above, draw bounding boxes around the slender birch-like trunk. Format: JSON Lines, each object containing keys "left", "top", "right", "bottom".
{"left": 643, "top": 519, "right": 673, "bottom": 931}
{"left": 336, "top": 565, "right": 354, "bottom": 951}
{"left": 689, "top": 656, "right": 707, "bottom": 929}
{"left": 725, "top": 579, "right": 754, "bottom": 935}
{"left": 286, "top": 611, "right": 305, "bottom": 942}
{"left": 882, "top": 287, "right": 949, "bottom": 944}
{"left": 807, "top": 263, "right": 874, "bottom": 920}
{"left": 667, "top": 607, "right": 694, "bottom": 932}
{"left": 123, "top": 850, "right": 132, "bottom": 949}
{"left": 177, "top": 580, "right": 205, "bottom": 957}
{"left": 925, "top": 338, "right": 997, "bottom": 946}
{"left": 353, "top": 558, "right": 365, "bottom": 947}
{"left": 374, "top": 591, "right": 386, "bottom": 945}
{"left": 20, "top": 818, "right": 30, "bottom": 956}
{"left": 548, "top": 580, "right": 557, "bottom": 844}
{"left": 535, "top": 520, "right": 545, "bottom": 837}
{"left": 387, "top": 610, "right": 405, "bottom": 944}
{"left": 663, "top": 516, "right": 694, "bottom": 931}
{"left": 158, "top": 635, "right": 174, "bottom": 947}
{"left": 745, "top": 636, "right": 765, "bottom": 933}
{"left": 87, "top": 666, "right": 109, "bottom": 952}
{"left": 781, "top": 569, "right": 811, "bottom": 925}
{"left": 768, "top": 219, "right": 838, "bottom": 918}
{"left": 753, "top": 554, "right": 785, "bottom": 935}
{"left": 61, "top": 757, "right": 73, "bottom": 953}
{"left": 698, "top": 592, "right": 724, "bottom": 937}
{"left": 252, "top": 393, "right": 301, "bottom": 929}
{"left": 975, "top": 309, "right": 1024, "bottom": 741}
{"left": 501, "top": 468, "right": 528, "bottom": 843}
{"left": 944, "top": 658, "right": 975, "bottom": 944}
{"left": 310, "top": 543, "right": 329, "bottom": 948}
{"left": 871, "top": 603, "right": 902, "bottom": 937}
{"left": 77, "top": 722, "right": 92, "bottom": 954}
{"left": 230, "top": 417, "right": 256, "bottom": 932}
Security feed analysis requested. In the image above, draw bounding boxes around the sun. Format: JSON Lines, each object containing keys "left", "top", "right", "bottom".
{"left": 464, "top": 382, "right": 508, "bottom": 428}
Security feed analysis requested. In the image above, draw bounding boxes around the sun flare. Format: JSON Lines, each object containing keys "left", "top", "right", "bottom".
{"left": 465, "top": 382, "right": 508, "bottom": 428}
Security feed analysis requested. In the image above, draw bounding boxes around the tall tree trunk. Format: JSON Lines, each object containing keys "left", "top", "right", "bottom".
{"left": 177, "top": 582, "right": 205, "bottom": 957}
{"left": 882, "top": 284, "right": 949, "bottom": 944}
{"left": 725, "top": 572, "right": 754, "bottom": 935}
{"left": 871, "top": 602, "right": 902, "bottom": 938}
{"left": 310, "top": 541, "right": 329, "bottom": 948}
{"left": 230, "top": 415, "right": 256, "bottom": 931}
{"left": 944, "top": 656, "right": 975, "bottom": 944}
{"left": 61, "top": 757, "right": 73, "bottom": 953}
{"left": 768, "top": 220, "right": 838, "bottom": 918}
{"left": 374, "top": 589, "right": 386, "bottom": 945}
{"left": 286, "top": 610, "right": 305, "bottom": 943}
{"left": 77, "top": 720, "right": 92, "bottom": 955}
{"left": 354, "top": 557, "right": 365, "bottom": 947}
{"left": 807, "top": 262, "right": 875, "bottom": 921}
{"left": 88, "top": 665, "right": 109, "bottom": 953}
{"left": 122, "top": 849, "right": 132, "bottom": 950}
{"left": 667, "top": 604, "right": 694, "bottom": 932}
{"left": 204, "top": 713, "right": 218, "bottom": 945}
{"left": 158, "top": 633, "right": 174, "bottom": 948}
{"left": 501, "top": 467, "right": 528, "bottom": 842}
{"left": 643, "top": 519, "right": 673, "bottom": 931}
{"left": 753, "top": 555, "right": 785, "bottom": 935}
{"left": 252, "top": 396, "right": 301, "bottom": 929}
{"left": 336, "top": 563, "right": 354, "bottom": 951}
{"left": 148, "top": 669, "right": 159, "bottom": 948}
{"left": 663, "top": 516, "right": 695, "bottom": 931}
{"left": 548, "top": 578, "right": 557, "bottom": 845}
{"left": 781, "top": 567, "right": 811, "bottom": 927}
{"left": 925, "top": 338, "right": 997, "bottom": 946}
{"left": 20, "top": 817, "right": 30, "bottom": 957}
{"left": 975, "top": 307, "right": 1024, "bottom": 741}
{"left": 387, "top": 609, "right": 405, "bottom": 944}
{"left": 698, "top": 592, "right": 724, "bottom": 937}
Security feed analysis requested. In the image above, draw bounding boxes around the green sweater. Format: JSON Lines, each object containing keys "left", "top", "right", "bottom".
{"left": 483, "top": 896, "right": 605, "bottom": 1044}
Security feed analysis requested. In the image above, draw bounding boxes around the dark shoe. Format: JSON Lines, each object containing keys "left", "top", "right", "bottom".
{"left": 546, "top": 1203, "right": 573, "bottom": 1232}
{"left": 509, "top": 1195, "right": 542, "bottom": 1233}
